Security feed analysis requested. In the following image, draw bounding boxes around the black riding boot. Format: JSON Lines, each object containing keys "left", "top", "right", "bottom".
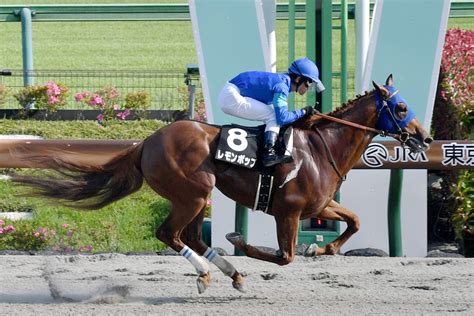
{"left": 263, "top": 131, "right": 281, "bottom": 167}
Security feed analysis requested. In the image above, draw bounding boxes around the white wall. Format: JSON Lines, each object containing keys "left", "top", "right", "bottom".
{"left": 340, "top": 170, "right": 427, "bottom": 256}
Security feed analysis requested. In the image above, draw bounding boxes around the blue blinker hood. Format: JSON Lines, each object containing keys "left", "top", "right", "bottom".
{"left": 375, "top": 85, "right": 416, "bottom": 133}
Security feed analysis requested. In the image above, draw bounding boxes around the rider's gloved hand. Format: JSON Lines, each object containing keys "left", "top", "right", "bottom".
{"left": 303, "top": 106, "right": 318, "bottom": 116}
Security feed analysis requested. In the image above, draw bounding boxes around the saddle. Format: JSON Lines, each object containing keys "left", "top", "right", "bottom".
{"left": 215, "top": 124, "right": 294, "bottom": 170}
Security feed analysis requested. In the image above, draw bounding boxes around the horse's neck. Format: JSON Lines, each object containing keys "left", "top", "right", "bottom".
{"left": 320, "top": 93, "right": 378, "bottom": 175}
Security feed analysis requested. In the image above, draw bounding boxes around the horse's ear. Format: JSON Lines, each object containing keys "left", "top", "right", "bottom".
{"left": 372, "top": 81, "right": 389, "bottom": 98}
{"left": 385, "top": 74, "right": 393, "bottom": 86}
{"left": 372, "top": 81, "right": 382, "bottom": 93}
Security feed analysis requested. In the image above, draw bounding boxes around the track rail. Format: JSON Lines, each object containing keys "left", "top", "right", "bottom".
{"left": 0, "top": 139, "right": 471, "bottom": 170}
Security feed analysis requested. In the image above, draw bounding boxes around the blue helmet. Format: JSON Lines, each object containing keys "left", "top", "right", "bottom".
{"left": 288, "top": 57, "right": 325, "bottom": 92}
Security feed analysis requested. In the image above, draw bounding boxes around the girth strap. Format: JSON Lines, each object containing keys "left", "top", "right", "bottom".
{"left": 253, "top": 172, "right": 274, "bottom": 213}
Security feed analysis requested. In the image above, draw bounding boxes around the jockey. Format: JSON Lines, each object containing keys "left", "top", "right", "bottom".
{"left": 218, "top": 57, "right": 325, "bottom": 167}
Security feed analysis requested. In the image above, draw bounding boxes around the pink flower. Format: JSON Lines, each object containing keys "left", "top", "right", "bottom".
{"left": 5, "top": 225, "right": 16, "bottom": 233}
{"left": 116, "top": 108, "right": 130, "bottom": 120}
{"left": 74, "top": 93, "right": 84, "bottom": 102}
{"left": 113, "top": 104, "right": 120, "bottom": 110}
{"left": 34, "top": 232, "right": 40, "bottom": 237}
{"left": 48, "top": 95, "right": 59, "bottom": 105}
{"left": 46, "top": 81, "right": 61, "bottom": 96}
{"left": 62, "top": 223, "right": 69, "bottom": 229}
{"left": 89, "top": 94, "right": 104, "bottom": 106}
{"left": 0, "top": 228, "right": 4, "bottom": 234}
{"left": 97, "top": 114, "right": 104, "bottom": 122}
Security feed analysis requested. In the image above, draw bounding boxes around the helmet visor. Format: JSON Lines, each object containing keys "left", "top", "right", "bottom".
{"left": 306, "top": 79, "right": 325, "bottom": 93}
{"left": 314, "top": 80, "right": 325, "bottom": 93}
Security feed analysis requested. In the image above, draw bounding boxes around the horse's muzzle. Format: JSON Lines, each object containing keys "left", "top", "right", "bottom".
{"left": 406, "top": 136, "right": 432, "bottom": 153}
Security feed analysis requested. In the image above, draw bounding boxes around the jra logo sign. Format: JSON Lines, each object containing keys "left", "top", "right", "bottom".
{"left": 363, "top": 143, "right": 428, "bottom": 168}
{"left": 358, "top": 141, "right": 474, "bottom": 169}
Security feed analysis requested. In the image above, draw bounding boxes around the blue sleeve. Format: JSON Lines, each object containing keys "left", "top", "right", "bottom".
{"left": 272, "top": 93, "right": 305, "bottom": 126}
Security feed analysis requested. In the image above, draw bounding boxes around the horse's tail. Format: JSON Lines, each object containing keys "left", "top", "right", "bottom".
{"left": 10, "top": 142, "right": 145, "bottom": 210}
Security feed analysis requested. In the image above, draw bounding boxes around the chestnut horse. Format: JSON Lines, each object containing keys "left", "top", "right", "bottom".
{"left": 11, "top": 75, "right": 432, "bottom": 294}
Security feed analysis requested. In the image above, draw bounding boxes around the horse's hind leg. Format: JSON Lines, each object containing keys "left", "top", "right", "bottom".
{"left": 226, "top": 211, "right": 301, "bottom": 266}
{"left": 155, "top": 200, "right": 212, "bottom": 294}
{"left": 304, "top": 199, "right": 360, "bottom": 256}
{"left": 182, "top": 210, "right": 245, "bottom": 292}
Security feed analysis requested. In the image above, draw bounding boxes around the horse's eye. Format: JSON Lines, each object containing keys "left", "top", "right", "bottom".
{"left": 395, "top": 103, "right": 407, "bottom": 120}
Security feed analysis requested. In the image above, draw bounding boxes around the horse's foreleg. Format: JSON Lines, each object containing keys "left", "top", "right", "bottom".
{"left": 305, "top": 199, "right": 360, "bottom": 256}
{"left": 202, "top": 247, "right": 245, "bottom": 292}
{"left": 182, "top": 212, "right": 245, "bottom": 292}
{"left": 226, "top": 213, "right": 300, "bottom": 266}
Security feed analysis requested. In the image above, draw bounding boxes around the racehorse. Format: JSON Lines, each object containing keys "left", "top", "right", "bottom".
{"left": 10, "top": 75, "right": 432, "bottom": 294}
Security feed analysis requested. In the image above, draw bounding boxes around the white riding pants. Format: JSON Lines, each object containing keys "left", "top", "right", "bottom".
{"left": 218, "top": 82, "right": 280, "bottom": 134}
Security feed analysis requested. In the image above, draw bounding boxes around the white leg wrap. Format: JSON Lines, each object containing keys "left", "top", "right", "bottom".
{"left": 203, "top": 248, "right": 237, "bottom": 277}
{"left": 180, "top": 245, "right": 209, "bottom": 275}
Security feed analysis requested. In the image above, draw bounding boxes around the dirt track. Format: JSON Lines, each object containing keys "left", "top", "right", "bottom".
{"left": 0, "top": 254, "right": 472, "bottom": 315}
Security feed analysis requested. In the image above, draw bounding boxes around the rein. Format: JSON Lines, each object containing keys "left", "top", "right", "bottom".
{"left": 314, "top": 112, "right": 385, "bottom": 135}
{"left": 311, "top": 90, "right": 408, "bottom": 143}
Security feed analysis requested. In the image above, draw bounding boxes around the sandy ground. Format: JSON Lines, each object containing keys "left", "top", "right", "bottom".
{"left": 0, "top": 253, "right": 473, "bottom": 315}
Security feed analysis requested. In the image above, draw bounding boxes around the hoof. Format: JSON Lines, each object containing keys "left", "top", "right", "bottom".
{"left": 324, "top": 244, "right": 338, "bottom": 255}
{"left": 226, "top": 232, "right": 243, "bottom": 245}
{"left": 304, "top": 243, "right": 319, "bottom": 257}
{"left": 196, "top": 272, "right": 211, "bottom": 294}
{"left": 231, "top": 271, "right": 245, "bottom": 293}
{"left": 232, "top": 281, "right": 246, "bottom": 293}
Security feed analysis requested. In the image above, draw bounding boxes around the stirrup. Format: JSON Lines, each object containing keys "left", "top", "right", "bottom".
{"left": 263, "top": 151, "right": 283, "bottom": 167}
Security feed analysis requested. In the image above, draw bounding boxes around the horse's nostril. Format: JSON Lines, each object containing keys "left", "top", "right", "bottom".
{"left": 424, "top": 137, "right": 433, "bottom": 144}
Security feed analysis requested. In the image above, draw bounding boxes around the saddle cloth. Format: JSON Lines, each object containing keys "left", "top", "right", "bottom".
{"left": 215, "top": 124, "right": 293, "bottom": 169}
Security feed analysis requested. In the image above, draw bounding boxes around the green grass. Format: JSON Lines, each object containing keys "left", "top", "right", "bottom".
{"left": 0, "top": 119, "right": 167, "bottom": 139}
{"left": 1, "top": 3, "right": 471, "bottom": 110}
{"left": 1, "top": 182, "right": 171, "bottom": 253}
{"left": 0, "top": 120, "right": 173, "bottom": 253}
{"left": 0, "top": 0, "right": 352, "bottom": 72}
{"left": 1, "top": 1, "right": 471, "bottom": 71}
{"left": 1, "top": 21, "right": 197, "bottom": 71}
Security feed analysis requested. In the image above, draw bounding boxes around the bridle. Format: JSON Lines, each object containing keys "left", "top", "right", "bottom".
{"left": 374, "top": 90, "right": 411, "bottom": 145}
{"left": 311, "top": 90, "right": 411, "bottom": 181}
{"left": 312, "top": 90, "right": 411, "bottom": 146}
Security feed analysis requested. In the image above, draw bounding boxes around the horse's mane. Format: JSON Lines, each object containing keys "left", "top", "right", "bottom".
{"left": 293, "top": 90, "right": 374, "bottom": 130}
